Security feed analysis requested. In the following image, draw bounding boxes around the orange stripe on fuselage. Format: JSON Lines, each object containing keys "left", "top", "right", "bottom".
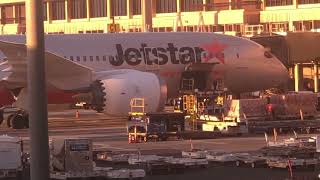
{"left": 0, "top": 88, "right": 76, "bottom": 106}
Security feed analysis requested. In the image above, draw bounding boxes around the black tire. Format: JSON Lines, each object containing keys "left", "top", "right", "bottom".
{"left": 7, "top": 114, "right": 14, "bottom": 127}
{"left": 23, "top": 115, "right": 29, "bottom": 128}
{"left": 0, "top": 109, "right": 3, "bottom": 125}
{"left": 236, "top": 160, "right": 241, "bottom": 167}
{"left": 16, "top": 170, "right": 22, "bottom": 180}
{"left": 95, "top": 107, "right": 104, "bottom": 113}
{"left": 11, "top": 114, "right": 25, "bottom": 129}
{"left": 251, "top": 162, "right": 256, "bottom": 168}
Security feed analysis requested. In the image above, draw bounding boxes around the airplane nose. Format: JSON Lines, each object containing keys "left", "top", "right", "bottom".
{"left": 270, "top": 58, "right": 290, "bottom": 89}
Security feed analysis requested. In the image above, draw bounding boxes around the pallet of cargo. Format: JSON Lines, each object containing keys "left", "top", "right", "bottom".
{"left": 247, "top": 119, "right": 320, "bottom": 134}
{"left": 166, "top": 158, "right": 209, "bottom": 168}
{"left": 106, "top": 169, "right": 145, "bottom": 179}
{"left": 50, "top": 168, "right": 109, "bottom": 180}
{"left": 206, "top": 152, "right": 239, "bottom": 166}
{"left": 181, "top": 150, "right": 207, "bottom": 159}
{"left": 50, "top": 168, "right": 145, "bottom": 180}
{"left": 266, "top": 158, "right": 318, "bottom": 169}
{"left": 145, "top": 161, "right": 184, "bottom": 175}
{"left": 96, "top": 152, "right": 136, "bottom": 164}
{"left": 128, "top": 155, "right": 172, "bottom": 165}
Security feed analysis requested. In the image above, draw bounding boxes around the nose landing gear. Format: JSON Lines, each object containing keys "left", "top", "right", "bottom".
{"left": 4, "top": 109, "right": 29, "bottom": 129}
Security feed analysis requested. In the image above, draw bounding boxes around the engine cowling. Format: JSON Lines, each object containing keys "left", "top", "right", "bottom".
{"left": 92, "top": 71, "right": 167, "bottom": 115}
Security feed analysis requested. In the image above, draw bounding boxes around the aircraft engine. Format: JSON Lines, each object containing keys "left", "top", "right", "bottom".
{"left": 91, "top": 71, "right": 167, "bottom": 115}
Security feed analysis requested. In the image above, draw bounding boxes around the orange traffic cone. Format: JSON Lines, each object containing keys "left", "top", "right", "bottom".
{"left": 190, "top": 139, "right": 194, "bottom": 151}
{"left": 75, "top": 110, "right": 79, "bottom": 118}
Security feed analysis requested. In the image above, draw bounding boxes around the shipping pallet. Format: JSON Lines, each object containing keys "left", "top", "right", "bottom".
{"left": 247, "top": 119, "right": 320, "bottom": 134}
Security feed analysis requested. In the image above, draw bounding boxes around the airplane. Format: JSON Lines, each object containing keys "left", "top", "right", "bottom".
{"left": 0, "top": 64, "right": 77, "bottom": 107}
{"left": 0, "top": 32, "right": 289, "bottom": 129}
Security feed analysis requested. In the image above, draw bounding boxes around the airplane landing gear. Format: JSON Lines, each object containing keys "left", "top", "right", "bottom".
{"left": 7, "top": 110, "right": 29, "bottom": 129}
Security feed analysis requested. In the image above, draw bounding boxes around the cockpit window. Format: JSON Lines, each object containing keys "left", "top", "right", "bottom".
{"left": 264, "top": 51, "right": 273, "bottom": 58}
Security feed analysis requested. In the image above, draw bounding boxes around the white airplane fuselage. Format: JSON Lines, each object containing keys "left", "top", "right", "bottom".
{"left": 0, "top": 32, "right": 289, "bottom": 97}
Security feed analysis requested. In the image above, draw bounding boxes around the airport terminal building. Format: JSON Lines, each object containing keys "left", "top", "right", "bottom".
{"left": 0, "top": 0, "right": 318, "bottom": 35}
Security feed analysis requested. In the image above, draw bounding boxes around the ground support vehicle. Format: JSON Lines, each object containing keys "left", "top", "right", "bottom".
{"left": 0, "top": 135, "right": 29, "bottom": 180}
{"left": 127, "top": 112, "right": 185, "bottom": 143}
{"left": 50, "top": 138, "right": 145, "bottom": 180}
{"left": 267, "top": 158, "right": 305, "bottom": 169}
{"left": 202, "top": 120, "right": 248, "bottom": 135}
{"left": 233, "top": 153, "right": 267, "bottom": 168}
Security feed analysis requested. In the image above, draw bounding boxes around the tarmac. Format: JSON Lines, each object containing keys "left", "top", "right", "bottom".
{"left": 0, "top": 109, "right": 319, "bottom": 179}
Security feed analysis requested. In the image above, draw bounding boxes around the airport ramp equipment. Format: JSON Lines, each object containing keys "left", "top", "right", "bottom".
{"left": 50, "top": 138, "right": 94, "bottom": 173}
{"left": 128, "top": 155, "right": 171, "bottom": 165}
{"left": 182, "top": 150, "right": 207, "bottom": 159}
{"left": 0, "top": 135, "right": 23, "bottom": 178}
{"left": 224, "top": 98, "right": 267, "bottom": 122}
{"left": 106, "top": 169, "right": 146, "bottom": 179}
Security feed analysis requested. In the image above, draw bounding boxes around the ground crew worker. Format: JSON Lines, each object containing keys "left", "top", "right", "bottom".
{"left": 265, "top": 97, "right": 275, "bottom": 121}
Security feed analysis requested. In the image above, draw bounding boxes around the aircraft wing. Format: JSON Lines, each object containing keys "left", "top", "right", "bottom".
{"left": 0, "top": 40, "right": 93, "bottom": 90}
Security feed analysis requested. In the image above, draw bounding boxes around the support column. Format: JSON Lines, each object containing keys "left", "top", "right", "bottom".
{"left": 294, "top": 63, "right": 303, "bottom": 92}
{"left": 177, "top": 0, "right": 181, "bottom": 13}
{"left": 289, "top": 21, "right": 294, "bottom": 32}
{"left": 107, "top": 0, "right": 111, "bottom": 18}
{"left": 229, "top": 0, "right": 232, "bottom": 10}
{"left": 314, "top": 62, "right": 318, "bottom": 93}
{"left": 203, "top": 0, "right": 207, "bottom": 11}
{"left": 12, "top": 5, "right": 16, "bottom": 24}
{"left": 127, "top": 0, "right": 132, "bottom": 18}
{"left": 141, "top": 0, "right": 152, "bottom": 32}
{"left": 0, "top": 7, "right": 2, "bottom": 25}
{"left": 47, "top": 2, "right": 52, "bottom": 23}
{"left": 260, "top": 0, "right": 265, "bottom": 10}
{"left": 86, "top": 0, "right": 90, "bottom": 20}
{"left": 65, "top": 0, "right": 71, "bottom": 22}
{"left": 293, "top": 0, "right": 297, "bottom": 8}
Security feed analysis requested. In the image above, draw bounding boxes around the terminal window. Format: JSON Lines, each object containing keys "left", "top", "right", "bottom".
{"left": 15, "top": 4, "right": 25, "bottom": 24}
{"left": 156, "top": 0, "right": 177, "bottom": 13}
{"left": 298, "top": 0, "right": 320, "bottom": 4}
{"left": 52, "top": 0, "right": 66, "bottom": 20}
{"left": 181, "top": 0, "right": 203, "bottom": 12}
{"left": 71, "top": 0, "right": 87, "bottom": 19}
{"left": 266, "top": 0, "right": 293, "bottom": 6}
{"left": 90, "top": 0, "right": 107, "bottom": 18}
{"left": 1, "top": 5, "right": 14, "bottom": 24}
{"left": 132, "top": 0, "right": 142, "bottom": 15}
{"left": 206, "top": 0, "right": 230, "bottom": 11}
{"left": 111, "top": 0, "right": 127, "bottom": 16}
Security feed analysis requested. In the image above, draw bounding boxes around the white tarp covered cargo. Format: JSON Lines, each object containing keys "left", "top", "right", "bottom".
{"left": 50, "top": 138, "right": 93, "bottom": 173}
{"left": 270, "top": 93, "right": 317, "bottom": 118}
{"left": 224, "top": 98, "right": 267, "bottom": 122}
{"left": 0, "top": 135, "right": 22, "bottom": 170}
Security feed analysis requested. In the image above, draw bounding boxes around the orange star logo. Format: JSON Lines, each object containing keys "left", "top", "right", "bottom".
{"left": 200, "top": 40, "right": 228, "bottom": 64}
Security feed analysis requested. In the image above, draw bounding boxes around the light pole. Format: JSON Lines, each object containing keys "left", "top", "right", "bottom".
{"left": 26, "top": 0, "right": 49, "bottom": 179}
